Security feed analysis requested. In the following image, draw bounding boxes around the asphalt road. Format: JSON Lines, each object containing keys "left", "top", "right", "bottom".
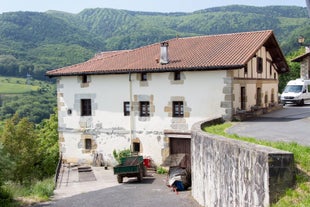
{"left": 227, "top": 104, "right": 310, "bottom": 146}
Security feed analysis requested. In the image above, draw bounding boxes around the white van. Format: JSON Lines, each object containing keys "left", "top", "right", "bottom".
{"left": 280, "top": 79, "right": 310, "bottom": 106}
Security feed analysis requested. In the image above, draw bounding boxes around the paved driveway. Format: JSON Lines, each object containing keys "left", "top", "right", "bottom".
{"left": 227, "top": 104, "right": 310, "bottom": 146}
{"left": 35, "top": 167, "right": 201, "bottom": 207}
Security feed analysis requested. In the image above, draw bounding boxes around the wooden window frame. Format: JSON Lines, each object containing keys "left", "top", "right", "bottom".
{"left": 139, "top": 101, "right": 150, "bottom": 117}
{"left": 172, "top": 101, "right": 184, "bottom": 117}
{"left": 81, "top": 99, "right": 92, "bottom": 116}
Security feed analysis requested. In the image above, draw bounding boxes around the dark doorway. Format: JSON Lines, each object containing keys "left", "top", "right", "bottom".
{"left": 257, "top": 87, "right": 262, "bottom": 106}
{"left": 241, "top": 86, "right": 246, "bottom": 110}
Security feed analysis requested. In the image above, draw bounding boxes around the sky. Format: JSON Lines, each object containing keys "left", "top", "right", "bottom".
{"left": 0, "top": 0, "right": 307, "bottom": 14}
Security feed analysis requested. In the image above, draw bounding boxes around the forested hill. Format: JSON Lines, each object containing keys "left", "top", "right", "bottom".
{"left": 0, "top": 5, "right": 309, "bottom": 80}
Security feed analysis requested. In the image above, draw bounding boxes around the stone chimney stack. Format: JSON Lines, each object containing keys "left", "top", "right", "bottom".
{"left": 160, "top": 42, "right": 169, "bottom": 64}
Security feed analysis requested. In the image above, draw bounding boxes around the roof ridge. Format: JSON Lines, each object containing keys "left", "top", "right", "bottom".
{"left": 177, "top": 30, "right": 273, "bottom": 40}
{"left": 90, "top": 49, "right": 132, "bottom": 61}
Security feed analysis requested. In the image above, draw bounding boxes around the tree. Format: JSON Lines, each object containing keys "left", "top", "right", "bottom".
{"left": 1, "top": 113, "right": 39, "bottom": 184}
{"left": 279, "top": 48, "right": 304, "bottom": 93}
{"left": 36, "top": 109, "right": 59, "bottom": 178}
{"left": 0, "top": 143, "right": 13, "bottom": 186}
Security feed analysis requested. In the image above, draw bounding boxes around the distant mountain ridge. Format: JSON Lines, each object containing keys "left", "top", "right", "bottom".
{"left": 0, "top": 5, "right": 309, "bottom": 80}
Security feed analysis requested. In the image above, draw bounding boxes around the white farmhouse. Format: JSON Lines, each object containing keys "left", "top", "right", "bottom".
{"left": 46, "top": 30, "right": 289, "bottom": 166}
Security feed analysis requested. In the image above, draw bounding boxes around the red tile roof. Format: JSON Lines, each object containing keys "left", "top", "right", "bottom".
{"left": 46, "top": 30, "right": 289, "bottom": 77}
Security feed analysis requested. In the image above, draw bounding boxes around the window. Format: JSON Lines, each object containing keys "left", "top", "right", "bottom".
{"left": 257, "top": 57, "right": 263, "bottom": 73}
{"left": 85, "top": 138, "right": 92, "bottom": 150}
{"left": 174, "top": 71, "right": 181, "bottom": 80}
{"left": 244, "top": 65, "right": 248, "bottom": 74}
{"left": 141, "top": 72, "right": 147, "bottom": 81}
{"left": 81, "top": 99, "right": 92, "bottom": 116}
{"left": 173, "top": 101, "right": 184, "bottom": 117}
{"left": 133, "top": 142, "right": 140, "bottom": 153}
{"left": 269, "top": 63, "right": 272, "bottom": 76}
{"left": 140, "top": 101, "right": 150, "bottom": 117}
{"left": 82, "top": 75, "right": 88, "bottom": 83}
{"left": 123, "top": 101, "right": 130, "bottom": 116}
{"left": 271, "top": 89, "right": 275, "bottom": 103}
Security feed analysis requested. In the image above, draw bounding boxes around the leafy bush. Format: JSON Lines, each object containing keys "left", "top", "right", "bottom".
{"left": 0, "top": 186, "right": 13, "bottom": 204}
{"left": 31, "top": 178, "right": 55, "bottom": 199}
{"left": 156, "top": 166, "right": 168, "bottom": 174}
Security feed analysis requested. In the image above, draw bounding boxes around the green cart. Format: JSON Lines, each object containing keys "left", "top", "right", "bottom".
{"left": 113, "top": 156, "right": 145, "bottom": 183}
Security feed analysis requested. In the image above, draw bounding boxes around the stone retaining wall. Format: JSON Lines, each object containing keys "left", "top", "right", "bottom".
{"left": 191, "top": 119, "right": 295, "bottom": 207}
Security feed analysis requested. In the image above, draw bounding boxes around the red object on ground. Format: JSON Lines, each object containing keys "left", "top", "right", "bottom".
{"left": 143, "top": 158, "right": 151, "bottom": 168}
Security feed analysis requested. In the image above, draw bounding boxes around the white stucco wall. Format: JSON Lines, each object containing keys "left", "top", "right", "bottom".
{"left": 57, "top": 70, "right": 227, "bottom": 165}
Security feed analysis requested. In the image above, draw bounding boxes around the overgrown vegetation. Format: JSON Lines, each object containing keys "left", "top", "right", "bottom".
{"left": 203, "top": 122, "right": 310, "bottom": 207}
{"left": 0, "top": 111, "right": 59, "bottom": 206}
{"left": 113, "top": 149, "right": 131, "bottom": 164}
{"left": 156, "top": 166, "right": 168, "bottom": 174}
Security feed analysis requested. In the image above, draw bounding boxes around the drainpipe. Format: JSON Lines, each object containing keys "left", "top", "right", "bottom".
{"left": 129, "top": 72, "right": 134, "bottom": 152}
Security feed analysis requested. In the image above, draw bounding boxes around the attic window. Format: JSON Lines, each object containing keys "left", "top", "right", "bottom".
{"left": 141, "top": 72, "right": 147, "bottom": 81}
{"left": 257, "top": 57, "right": 263, "bottom": 74}
{"left": 174, "top": 71, "right": 181, "bottom": 80}
{"left": 244, "top": 65, "right": 248, "bottom": 74}
{"left": 82, "top": 75, "right": 88, "bottom": 83}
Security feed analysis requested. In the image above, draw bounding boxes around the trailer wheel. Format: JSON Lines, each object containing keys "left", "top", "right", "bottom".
{"left": 142, "top": 166, "right": 147, "bottom": 177}
{"left": 117, "top": 175, "right": 123, "bottom": 183}
{"left": 137, "top": 169, "right": 143, "bottom": 182}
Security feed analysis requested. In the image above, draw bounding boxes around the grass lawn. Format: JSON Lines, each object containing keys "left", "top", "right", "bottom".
{"left": 0, "top": 77, "right": 39, "bottom": 94}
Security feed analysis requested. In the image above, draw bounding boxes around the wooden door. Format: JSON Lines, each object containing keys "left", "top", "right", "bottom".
{"left": 169, "top": 138, "right": 191, "bottom": 168}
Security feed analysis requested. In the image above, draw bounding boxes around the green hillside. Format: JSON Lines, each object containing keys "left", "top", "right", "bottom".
{"left": 0, "top": 76, "right": 39, "bottom": 94}
{"left": 0, "top": 5, "right": 309, "bottom": 80}
{"left": 0, "top": 76, "right": 56, "bottom": 123}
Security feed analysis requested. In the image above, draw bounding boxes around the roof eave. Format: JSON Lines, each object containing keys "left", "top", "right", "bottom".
{"left": 291, "top": 52, "right": 310, "bottom": 63}
{"left": 45, "top": 65, "right": 245, "bottom": 78}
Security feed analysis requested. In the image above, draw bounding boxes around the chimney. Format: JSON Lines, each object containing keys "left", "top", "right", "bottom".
{"left": 160, "top": 42, "right": 169, "bottom": 64}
